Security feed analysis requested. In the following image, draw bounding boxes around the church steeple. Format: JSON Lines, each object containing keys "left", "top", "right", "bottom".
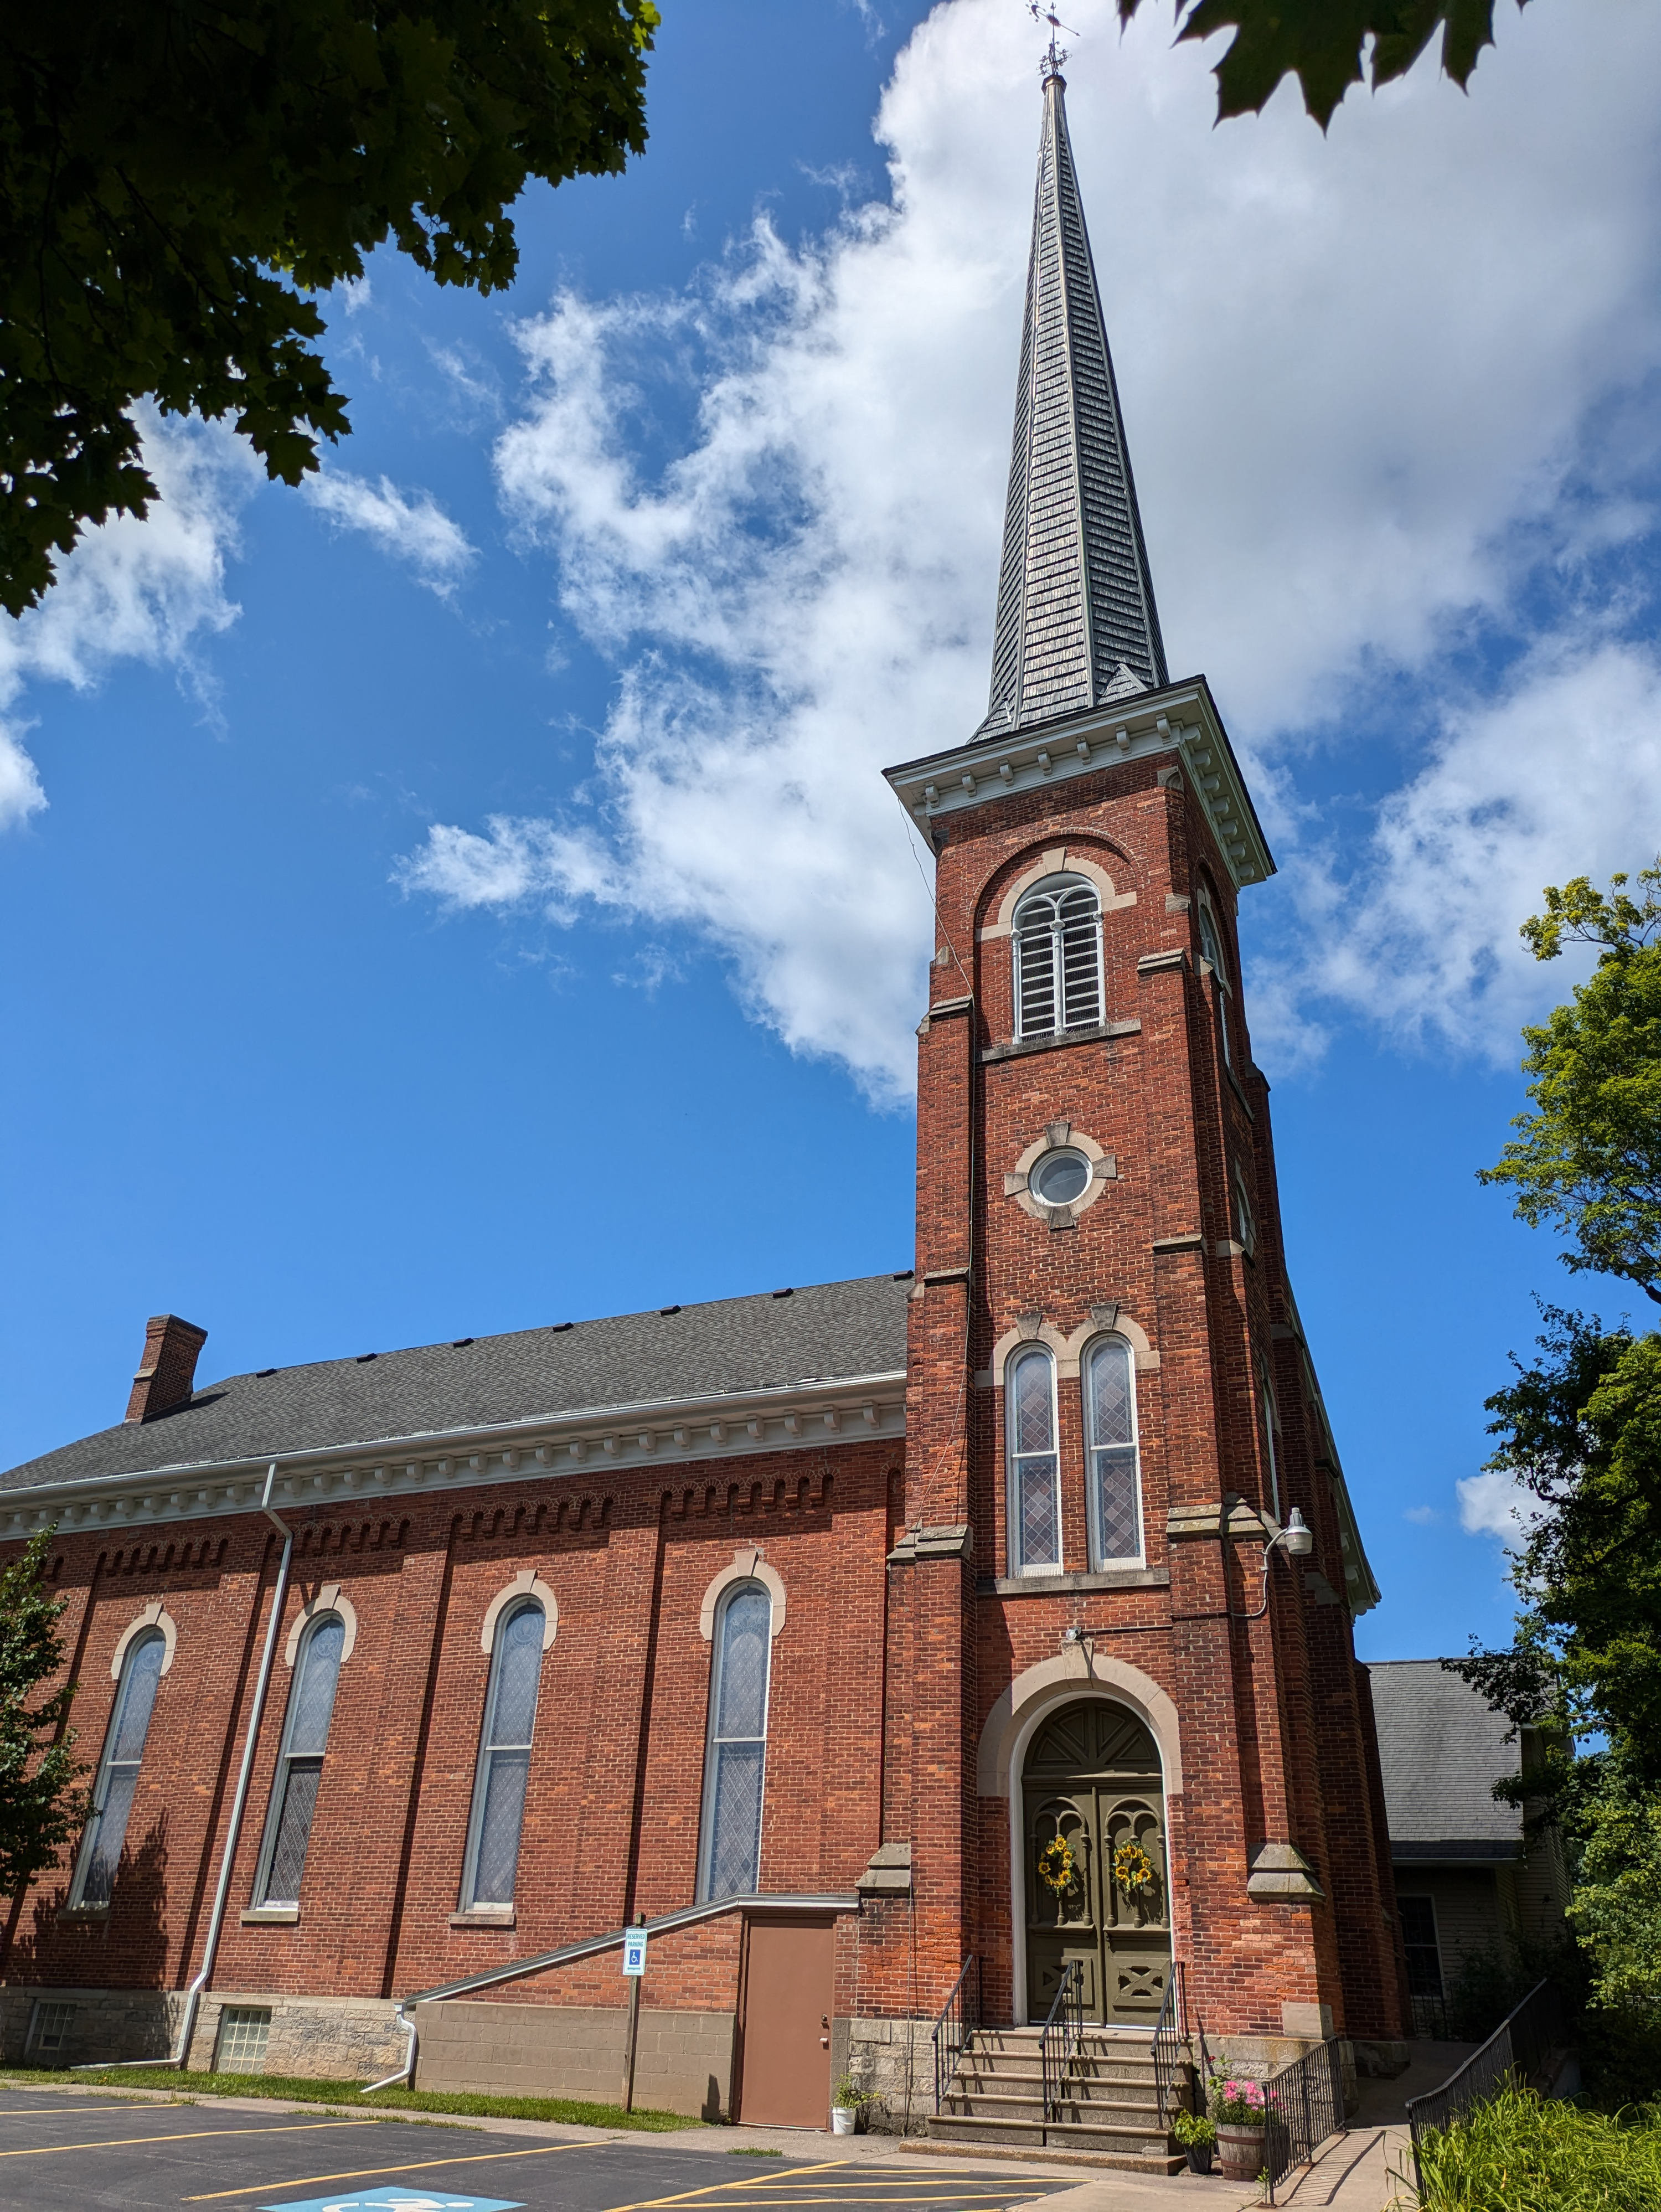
{"left": 978, "top": 69, "right": 1167, "bottom": 739}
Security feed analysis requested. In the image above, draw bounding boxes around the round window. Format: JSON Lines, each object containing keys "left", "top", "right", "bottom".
{"left": 1031, "top": 1149, "right": 1091, "bottom": 1206}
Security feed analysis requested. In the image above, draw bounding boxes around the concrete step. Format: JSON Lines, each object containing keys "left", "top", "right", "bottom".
{"left": 923, "top": 2115, "right": 1183, "bottom": 2175}
{"left": 957, "top": 2058, "right": 1167, "bottom": 2089}
{"left": 947, "top": 2087, "right": 1165, "bottom": 2119}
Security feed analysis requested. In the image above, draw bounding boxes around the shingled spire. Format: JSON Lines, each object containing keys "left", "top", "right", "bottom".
{"left": 978, "top": 69, "right": 1167, "bottom": 739}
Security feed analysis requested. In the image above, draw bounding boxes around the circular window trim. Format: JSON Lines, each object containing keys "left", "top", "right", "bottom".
{"left": 1004, "top": 1121, "right": 1116, "bottom": 1225}
{"left": 1029, "top": 1147, "right": 1092, "bottom": 1207}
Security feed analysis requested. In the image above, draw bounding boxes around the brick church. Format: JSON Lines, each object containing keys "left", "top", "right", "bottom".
{"left": 0, "top": 66, "right": 1407, "bottom": 2144}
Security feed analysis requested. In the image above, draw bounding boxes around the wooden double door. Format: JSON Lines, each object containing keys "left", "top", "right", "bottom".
{"left": 1023, "top": 1699, "right": 1173, "bottom": 2026}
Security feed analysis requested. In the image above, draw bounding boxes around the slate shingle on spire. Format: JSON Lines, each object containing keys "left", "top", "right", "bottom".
{"left": 978, "top": 69, "right": 1167, "bottom": 740}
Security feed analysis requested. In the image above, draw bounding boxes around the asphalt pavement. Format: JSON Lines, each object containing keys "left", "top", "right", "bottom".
{"left": 0, "top": 2089, "right": 1081, "bottom": 2212}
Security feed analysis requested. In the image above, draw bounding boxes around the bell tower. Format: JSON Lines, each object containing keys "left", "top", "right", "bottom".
{"left": 877, "top": 66, "right": 1405, "bottom": 2054}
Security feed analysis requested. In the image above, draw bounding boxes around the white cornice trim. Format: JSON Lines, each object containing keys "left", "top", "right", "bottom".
{"left": 882, "top": 675, "right": 1274, "bottom": 893}
{"left": 0, "top": 1370, "right": 909, "bottom": 1541}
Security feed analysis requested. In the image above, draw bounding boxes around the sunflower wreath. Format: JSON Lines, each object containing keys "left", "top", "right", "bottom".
{"left": 1112, "top": 1839, "right": 1157, "bottom": 1894}
{"left": 1036, "top": 1835, "right": 1076, "bottom": 1894}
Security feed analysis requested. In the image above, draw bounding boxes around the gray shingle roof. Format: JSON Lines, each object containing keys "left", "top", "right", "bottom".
{"left": 1368, "top": 1659, "right": 1524, "bottom": 1860}
{"left": 0, "top": 1273, "right": 911, "bottom": 1496}
{"left": 978, "top": 70, "right": 1167, "bottom": 741}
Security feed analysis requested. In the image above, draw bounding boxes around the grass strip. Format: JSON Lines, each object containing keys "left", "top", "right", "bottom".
{"left": 1413, "top": 2085, "right": 1661, "bottom": 2212}
{"left": 0, "top": 2066, "right": 693, "bottom": 2132}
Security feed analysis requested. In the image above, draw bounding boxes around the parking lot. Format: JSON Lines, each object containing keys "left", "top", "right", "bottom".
{"left": 0, "top": 2090, "right": 1077, "bottom": 2212}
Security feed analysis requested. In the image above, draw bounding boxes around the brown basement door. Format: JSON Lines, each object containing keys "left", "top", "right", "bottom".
{"left": 736, "top": 1916, "right": 834, "bottom": 2127}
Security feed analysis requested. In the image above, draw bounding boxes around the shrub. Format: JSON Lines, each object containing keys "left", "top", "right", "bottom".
{"left": 1414, "top": 2085, "right": 1661, "bottom": 2211}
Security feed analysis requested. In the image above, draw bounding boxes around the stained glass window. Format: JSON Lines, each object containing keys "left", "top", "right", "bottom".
{"left": 462, "top": 1600, "right": 545, "bottom": 1908}
{"left": 1085, "top": 1337, "right": 1142, "bottom": 1566}
{"left": 256, "top": 1614, "right": 345, "bottom": 1909}
{"left": 1008, "top": 1345, "right": 1061, "bottom": 1572}
{"left": 73, "top": 1630, "right": 165, "bottom": 1906}
{"left": 699, "top": 1585, "right": 771, "bottom": 1900}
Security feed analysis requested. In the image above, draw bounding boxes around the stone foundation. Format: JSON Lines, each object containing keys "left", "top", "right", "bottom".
{"left": 835, "top": 2015, "right": 935, "bottom": 2134}
{"left": 0, "top": 1987, "right": 408, "bottom": 2080}
{"left": 414, "top": 1998, "right": 735, "bottom": 2121}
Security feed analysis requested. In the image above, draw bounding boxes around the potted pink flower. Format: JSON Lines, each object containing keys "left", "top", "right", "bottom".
{"left": 1210, "top": 2076, "right": 1267, "bottom": 2182}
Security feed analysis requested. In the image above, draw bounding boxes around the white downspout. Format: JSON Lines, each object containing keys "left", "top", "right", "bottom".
{"left": 75, "top": 1463, "right": 293, "bottom": 2073}
{"left": 361, "top": 2001, "right": 417, "bottom": 2095}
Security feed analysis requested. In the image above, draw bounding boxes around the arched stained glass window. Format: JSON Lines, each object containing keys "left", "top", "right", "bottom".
{"left": 255, "top": 1613, "right": 345, "bottom": 1909}
{"left": 462, "top": 1600, "right": 545, "bottom": 1909}
{"left": 1084, "top": 1337, "right": 1143, "bottom": 1568}
{"left": 1007, "top": 1344, "right": 1061, "bottom": 1573}
{"left": 1257, "top": 1357, "right": 1283, "bottom": 1523}
{"left": 73, "top": 1630, "right": 165, "bottom": 1906}
{"left": 699, "top": 1585, "right": 772, "bottom": 1901}
{"left": 1014, "top": 878, "right": 1102, "bottom": 1038}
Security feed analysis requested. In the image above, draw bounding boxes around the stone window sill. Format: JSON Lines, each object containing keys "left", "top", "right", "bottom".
{"left": 449, "top": 1906, "right": 516, "bottom": 1928}
{"left": 978, "top": 1568, "right": 1170, "bottom": 1596}
{"left": 981, "top": 1018, "right": 1140, "bottom": 1065}
{"left": 55, "top": 1904, "right": 109, "bottom": 1925}
{"left": 240, "top": 1906, "right": 299, "bottom": 1925}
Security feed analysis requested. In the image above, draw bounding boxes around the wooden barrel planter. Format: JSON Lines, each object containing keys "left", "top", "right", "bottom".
{"left": 1216, "top": 2121, "right": 1266, "bottom": 2182}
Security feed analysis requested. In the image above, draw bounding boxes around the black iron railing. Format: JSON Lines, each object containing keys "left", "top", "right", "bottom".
{"left": 1405, "top": 1979, "right": 1564, "bottom": 2195}
{"left": 1149, "top": 1961, "right": 1189, "bottom": 2127}
{"left": 1261, "top": 2036, "right": 1346, "bottom": 2205}
{"left": 931, "top": 1956, "right": 980, "bottom": 2115}
{"left": 1038, "top": 1959, "right": 1084, "bottom": 2121}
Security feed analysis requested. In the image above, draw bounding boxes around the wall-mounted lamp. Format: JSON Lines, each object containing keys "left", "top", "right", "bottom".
{"left": 1234, "top": 1507, "right": 1314, "bottom": 1618}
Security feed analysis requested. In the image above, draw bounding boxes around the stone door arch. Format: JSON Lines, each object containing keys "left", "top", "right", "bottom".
{"left": 1023, "top": 1698, "right": 1173, "bottom": 2025}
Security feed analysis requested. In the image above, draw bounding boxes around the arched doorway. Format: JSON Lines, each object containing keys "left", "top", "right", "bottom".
{"left": 1022, "top": 1698, "right": 1172, "bottom": 2025}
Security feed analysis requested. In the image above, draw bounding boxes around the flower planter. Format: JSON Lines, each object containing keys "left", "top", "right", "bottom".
{"left": 832, "top": 2107, "right": 857, "bottom": 2136}
{"left": 1216, "top": 2122, "right": 1265, "bottom": 2182}
{"left": 1184, "top": 2143, "right": 1214, "bottom": 2175}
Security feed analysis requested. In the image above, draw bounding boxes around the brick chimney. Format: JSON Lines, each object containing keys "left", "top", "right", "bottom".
{"left": 125, "top": 1314, "right": 209, "bottom": 1424}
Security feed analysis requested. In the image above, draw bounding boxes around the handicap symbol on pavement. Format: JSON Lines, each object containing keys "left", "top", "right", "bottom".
{"left": 258, "top": 2193, "right": 524, "bottom": 2212}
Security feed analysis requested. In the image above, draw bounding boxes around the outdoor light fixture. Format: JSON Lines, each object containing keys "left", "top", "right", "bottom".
{"left": 1234, "top": 1505, "right": 1316, "bottom": 1618}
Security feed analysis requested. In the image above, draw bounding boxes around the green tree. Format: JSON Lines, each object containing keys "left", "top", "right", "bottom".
{"left": 1118, "top": 0, "right": 1533, "bottom": 130}
{"left": 1480, "top": 863, "right": 1661, "bottom": 1306}
{"left": 0, "top": 1530, "right": 87, "bottom": 1898}
{"left": 0, "top": 0, "right": 658, "bottom": 616}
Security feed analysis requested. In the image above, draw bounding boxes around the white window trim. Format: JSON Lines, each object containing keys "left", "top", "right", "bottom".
{"left": 110, "top": 1601, "right": 177, "bottom": 1680}
{"left": 698, "top": 1547, "right": 786, "bottom": 1641}
{"left": 479, "top": 1569, "right": 558, "bottom": 1653}
{"left": 459, "top": 1594, "right": 548, "bottom": 1912}
{"left": 253, "top": 1608, "right": 347, "bottom": 1910}
{"left": 69, "top": 1625, "right": 167, "bottom": 1907}
{"left": 1082, "top": 1334, "right": 1145, "bottom": 1571}
{"left": 1197, "top": 894, "right": 1235, "bottom": 1067}
{"left": 1257, "top": 1357, "right": 1282, "bottom": 1523}
{"left": 283, "top": 1583, "right": 357, "bottom": 1667}
{"left": 1005, "top": 1343, "right": 1063, "bottom": 1576}
{"left": 695, "top": 1580, "right": 773, "bottom": 1904}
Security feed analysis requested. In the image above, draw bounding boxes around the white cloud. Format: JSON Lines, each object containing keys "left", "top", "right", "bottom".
{"left": 302, "top": 469, "right": 477, "bottom": 595}
{"left": 0, "top": 410, "right": 254, "bottom": 831}
{"left": 1457, "top": 1469, "right": 1542, "bottom": 1551}
{"left": 1404, "top": 1504, "right": 1440, "bottom": 1525}
{"left": 403, "top": 0, "right": 1661, "bottom": 1092}
{"left": 1272, "top": 640, "right": 1661, "bottom": 1064}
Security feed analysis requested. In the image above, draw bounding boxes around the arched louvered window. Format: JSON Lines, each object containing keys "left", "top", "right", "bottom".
{"left": 1007, "top": 1344, "right": 1062, "bottom": 1572}
{"left": 72, "top": 1630, "right": 165, "bottom": 1906}
{"left": 254, "top": 1612, "right": 345, "bottom": 1909}
{"left": 461, "top": 1600, "right": 546, "bottom": 1909}
{"left": 698, "top": 1583, "right": 772, "bottom": 1901}
{"left": 1197, "top": 896, "right": 1234, "bottom": 1069}
{"left": 1014, "top": 876, "right": 1102, "bottom": 1038}
{"left": 1084, "top": 1336, "right": 1143, "bottom": 1568}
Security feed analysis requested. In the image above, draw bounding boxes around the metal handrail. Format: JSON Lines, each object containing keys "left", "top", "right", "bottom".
{"left": 931, "top": 1956, "right": 980, "bottom": 2113}
{"left": 1150, "top": 1961, "right": 1189, "bottom": 2126}
{"left": 1038, "top": 1960, "right": 1084, "bottom": 2123}
{"left": 1405, "top": 1979, "right": 1564, "bottom": 2194}
{"left": 1262, "top": 2036, "right": 1345, "bottom": 2205}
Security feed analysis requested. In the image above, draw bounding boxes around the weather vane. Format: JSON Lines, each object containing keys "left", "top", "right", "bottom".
{"left": 1027, "top": 2, "right": 1077, "bottom": 79}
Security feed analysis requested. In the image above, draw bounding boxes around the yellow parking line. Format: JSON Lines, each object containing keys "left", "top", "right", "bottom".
{"left": 593, "top": 2162, "right": 850, "bottom": 2212}
{"left": 0, "top": 2118, "right": 379, "bottom": 2159}
{"left": 186, "top": 2133, "right": 608, "bottom": 2200}
{"left": 0, "top": 2103, "right": 158, "bottom": 2116}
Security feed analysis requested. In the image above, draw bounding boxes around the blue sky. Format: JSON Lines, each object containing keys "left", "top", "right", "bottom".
{"left": 4, "top": 0, "right": 1659, "bottom": 1667}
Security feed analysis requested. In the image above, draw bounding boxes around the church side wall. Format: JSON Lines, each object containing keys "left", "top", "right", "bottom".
{"left": 0, "top": 1437, "right": 901, "bottom": 2087}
